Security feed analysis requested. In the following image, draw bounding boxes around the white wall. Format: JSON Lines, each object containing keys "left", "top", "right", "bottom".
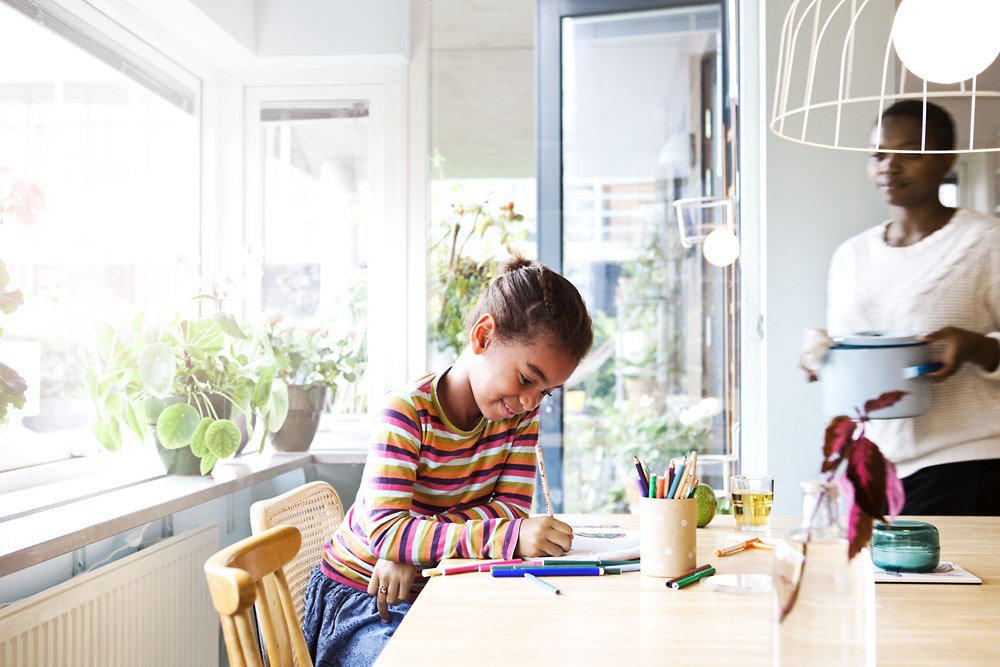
{"left": 255, "top": 0, "right": 410, "bottom": 58}
{"left": 752, "top": 1, "right": 890, "bottom": 513}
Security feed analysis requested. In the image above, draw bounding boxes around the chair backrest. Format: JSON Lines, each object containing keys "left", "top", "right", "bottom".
{"left": 204, "top": 525, "right": 314, "bottom": 667}
{"left": 250, "top": 481, "right": 345, "bottom": 625}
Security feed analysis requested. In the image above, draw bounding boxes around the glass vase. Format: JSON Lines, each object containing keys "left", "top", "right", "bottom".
{"left": 772, "top": 481, "right": 875, "bottom": 666}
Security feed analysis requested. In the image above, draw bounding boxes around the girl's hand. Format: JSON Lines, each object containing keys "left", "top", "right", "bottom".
{"left": 368, "top": 559, "right": 417, "bottom": 623}
{"left": 515, "top": 516, "right": 574, "bottom": 557}
{"left": 918, "top": 327, "right": 1000, "bottom": 380}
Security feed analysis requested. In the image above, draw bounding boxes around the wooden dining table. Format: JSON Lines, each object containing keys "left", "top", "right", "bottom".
{"left": 375, "top": 514, "right": 1000, "bottom": 666}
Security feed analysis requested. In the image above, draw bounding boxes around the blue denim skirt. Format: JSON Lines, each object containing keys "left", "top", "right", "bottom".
{"left": 303, "top": 565, "right": 413, "bottom": 667}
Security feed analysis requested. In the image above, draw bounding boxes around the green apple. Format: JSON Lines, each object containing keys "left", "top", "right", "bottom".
{"left": 694, "top": 483, "right": 718, "bottom": 527}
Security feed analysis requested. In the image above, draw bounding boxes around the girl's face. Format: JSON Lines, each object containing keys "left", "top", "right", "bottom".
{"left": 468, "top": 317, "right": 579, "bottom": 423}
{"left": 867, "top": 115, "right": 956, "bottom": 209}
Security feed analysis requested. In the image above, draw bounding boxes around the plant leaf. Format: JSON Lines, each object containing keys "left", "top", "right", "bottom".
{"left": 0, "top": 287, "right": 23, "bottom": 315}
{"left": 822, "top": 415, "right": 855, "bottom": 472}
{"left": 199, "top": 452, "right": 218, "bottom": 476}
{"left": 138, "top": 343, "right": 176, "bottom": 398}
{"left": 90, "top": 416, "right": 122, "bottom": 452}
{"left": 205, "top": 419, "right": 242, "bottom": 458}
{"left": 862, "top": 390, "right": 907, "bottom": 417}
{"left": 213, "top": 311, "right": 247, "bottom": 339}
{"left": 846, "top": 435, "right": 887, "bottom": 521}
{"left": 155, "top": 403, "right": 201, "bottom": 449}
{"left": 885, "top": 460, "right": 906, "bottom": 519}
{"left": 190, "top": 417, "right": 213, "bottom": 457}
{"left": 846, "top": 503, "right": 874, "bottom": 561}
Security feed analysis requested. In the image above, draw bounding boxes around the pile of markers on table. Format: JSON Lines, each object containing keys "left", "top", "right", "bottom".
{"left": 634, "top": 450, "right": 700, "bottom": 499}
{"left": 420, "top": 558, "right": 642, "bottom": 594}
{"left": 420, "top": 557, "right": 718, "bottom": 593}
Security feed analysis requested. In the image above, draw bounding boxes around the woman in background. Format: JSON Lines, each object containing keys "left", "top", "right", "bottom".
{"left": 822, "top": 100, "right": 1000, "bottom": 515}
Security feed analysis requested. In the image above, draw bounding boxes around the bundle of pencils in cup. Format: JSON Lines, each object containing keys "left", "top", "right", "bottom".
{"left": 634, "top": 451, "right": 699, "bottom": 499}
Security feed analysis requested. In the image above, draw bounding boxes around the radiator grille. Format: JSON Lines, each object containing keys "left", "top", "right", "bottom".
{"left": 0, "top": 523, "right": 219, "bottom": 667}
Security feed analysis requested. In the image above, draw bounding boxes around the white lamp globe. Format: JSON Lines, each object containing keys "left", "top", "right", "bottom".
{"left": 892, "top": 0, "right": 1000, "bottom": 84}
{"left": 702, "top": 227, "right": 740, "bottom": 267}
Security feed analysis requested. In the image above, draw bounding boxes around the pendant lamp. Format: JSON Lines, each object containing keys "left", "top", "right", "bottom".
{"left": 771, "top": 0, "right": 1000, "bottom": 153}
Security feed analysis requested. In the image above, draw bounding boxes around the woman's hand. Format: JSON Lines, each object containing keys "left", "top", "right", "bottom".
{"left": 514, "top": 516, "right": 574, "bottom": 557}
{"left": 368, "top": 559, "right": 417, "bottom": 622}
{"left": 800, "top": 328, "right": 834, "bottom": 383}
{"left": 919, "top": 327, "right": 1000, "bottom": 380}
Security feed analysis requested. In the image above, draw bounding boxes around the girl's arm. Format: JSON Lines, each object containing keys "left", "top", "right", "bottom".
{"left": 360, "top": 397, "right": 537, "bottom": 565}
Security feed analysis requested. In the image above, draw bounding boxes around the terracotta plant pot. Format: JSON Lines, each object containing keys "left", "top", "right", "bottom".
{"left": 270, "top": 385, "right": 327, "bottom": 452}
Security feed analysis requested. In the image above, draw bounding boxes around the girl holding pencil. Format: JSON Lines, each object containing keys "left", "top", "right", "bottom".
{"left": 303, "top": 257, "right": 594, "bottom": 667}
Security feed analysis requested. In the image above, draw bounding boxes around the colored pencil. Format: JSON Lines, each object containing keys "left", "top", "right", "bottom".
{"left": 534, "top": 443, "right": 554, "bottom": 517}
{"left": 524, "top": 572, "right": 560, "bottom": 595}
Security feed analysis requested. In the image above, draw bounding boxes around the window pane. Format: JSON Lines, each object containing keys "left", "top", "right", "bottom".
{"left": 259, "top": 102, "right": 369, "bottom": 414}
{"left": 560, "top": 6, "right": 735, "bottom": 512}
{"left": 0, "top": 3, "right": 199, "bottom": 463}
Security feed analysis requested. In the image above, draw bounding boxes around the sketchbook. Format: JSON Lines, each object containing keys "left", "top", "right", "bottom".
{"left": 873, "top": 561, "right": 981, "bottom": 584}
{"left": 561, "top": 525, "right": 641, "bottom": 560}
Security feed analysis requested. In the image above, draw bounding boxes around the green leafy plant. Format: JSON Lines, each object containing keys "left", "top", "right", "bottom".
{"left": 85, "top": 310, "right": 289, "bottom": 474}
{"left": 262, "top": 314, "right": 361, "bottom": 401}
{"left": 428, "top": 193, "right": 528, "bottom": 356}
{"left": 0, "top": 164, "right": 45, "bottom": 425}
{"left": 0, "top": 260, "right": 27, "bottom": 424}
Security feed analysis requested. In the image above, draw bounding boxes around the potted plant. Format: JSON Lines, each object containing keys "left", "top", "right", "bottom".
{"left": 262, "top": 314, "right": 360, "bottom": 451}
{"left": 86, "top": 310, "right": 289, "bottom": 474}
{"left": 0, "top": 165, "right": 45, "bottom": 425}
{"left": 0, "top": 260, "right": 28, "bottom": 425}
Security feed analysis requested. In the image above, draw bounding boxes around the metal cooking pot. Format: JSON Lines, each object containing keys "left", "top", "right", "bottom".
{"left": 821, "top": 332, "right": 940, "bottom": 419}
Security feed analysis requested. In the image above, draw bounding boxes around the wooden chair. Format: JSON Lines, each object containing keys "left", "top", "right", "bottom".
{"left": 250, "top": 481, "right": 346, "bottom": 625}
{"left": 204, "top": 525, "right": 313, "bottom": 667}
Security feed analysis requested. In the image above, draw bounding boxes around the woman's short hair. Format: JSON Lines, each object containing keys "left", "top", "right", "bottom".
{"left": 881, "top": 100, "right": 956, "bottom": 151}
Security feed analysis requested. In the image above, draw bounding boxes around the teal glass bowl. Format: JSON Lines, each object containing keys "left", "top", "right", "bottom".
{"left": 871, "top": 520, "right": 940, "bottom": 573}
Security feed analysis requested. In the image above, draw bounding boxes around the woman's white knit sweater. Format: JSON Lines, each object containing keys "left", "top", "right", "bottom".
{"left": 827, "top": 208, "right": 1000, "bottom": 478}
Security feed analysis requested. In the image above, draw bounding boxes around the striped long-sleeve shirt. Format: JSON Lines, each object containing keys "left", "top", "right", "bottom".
{"left": 321, "top": 370, "right": 539, "bottom": 598}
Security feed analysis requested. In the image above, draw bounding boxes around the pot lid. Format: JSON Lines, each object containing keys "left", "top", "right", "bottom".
{"left": 830, "top": 331, "right": 924, "bottom": 347}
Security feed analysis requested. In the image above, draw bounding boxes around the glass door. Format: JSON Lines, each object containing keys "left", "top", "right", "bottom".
{"left": 538, "top": 0, "right": 737, "bottom": 513}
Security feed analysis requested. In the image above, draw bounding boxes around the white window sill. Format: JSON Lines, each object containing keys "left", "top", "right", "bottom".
{"left": 0, "top": 442, "right": 368, "bottom": 578}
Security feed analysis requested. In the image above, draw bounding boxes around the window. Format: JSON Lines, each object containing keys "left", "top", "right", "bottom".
{"left": 0, "top": 0, "right": 200, "bottom": 470}
{"left": 539, "top": 0, "right": 738, "bottom": 512}
{"left": 244, "top": 82, "right": 410, "bottom": 430}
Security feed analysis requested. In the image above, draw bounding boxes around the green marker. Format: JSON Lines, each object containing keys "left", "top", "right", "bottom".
{"left": 670, "top": 566, "right": 716, "bottom": 589}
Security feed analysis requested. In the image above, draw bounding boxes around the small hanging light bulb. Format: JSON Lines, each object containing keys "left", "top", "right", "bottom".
{"left": 702, "top": 227, "right": 740, "bottom": 267}
{"left": 892, "top": 0, "right": 1000, "bottom": 84}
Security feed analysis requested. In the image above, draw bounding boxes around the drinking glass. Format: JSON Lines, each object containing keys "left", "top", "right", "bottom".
{"left": 730, "top": 475, "right": 774, "bottom": 532}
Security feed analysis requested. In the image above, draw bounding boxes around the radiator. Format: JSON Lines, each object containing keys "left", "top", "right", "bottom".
{"left": 0, "top": 523, "right": 219, "bottom": 667}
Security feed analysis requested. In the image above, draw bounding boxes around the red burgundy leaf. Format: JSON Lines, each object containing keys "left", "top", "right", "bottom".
{"left": 847, "top": 503, "right": 874, "bottom": 561}
{"left": 862, "top": 390, "right": 907, "bottom": 417}
{"left": 822, "top": 416, "right": 855, "bottom": 473}
{"left": 846, "top": 436, "right": 887, "bottom": 521}
{"left": 884, "top": 460, "right": 905, "bottom": 519}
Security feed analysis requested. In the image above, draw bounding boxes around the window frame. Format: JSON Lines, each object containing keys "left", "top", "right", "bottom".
{"left": 243, "top": 81, "right": 418, "bottom": 433}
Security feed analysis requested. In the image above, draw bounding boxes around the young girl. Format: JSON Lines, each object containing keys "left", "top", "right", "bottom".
{"left": 303, "top": 257, "right": 594, "bottom": 666}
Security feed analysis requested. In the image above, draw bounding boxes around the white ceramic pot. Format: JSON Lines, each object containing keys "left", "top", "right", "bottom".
{"left": 821, "top": 332, "right": 939, "bottom": 419}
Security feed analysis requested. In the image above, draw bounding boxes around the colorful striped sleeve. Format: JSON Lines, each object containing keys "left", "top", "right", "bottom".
{"left": 359, "top": 394, "right": 538, "bottom": 565}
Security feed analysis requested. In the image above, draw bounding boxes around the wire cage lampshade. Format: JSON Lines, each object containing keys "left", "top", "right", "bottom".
{"left": 772, "top": 0, "right": 1000, "bottom": 153}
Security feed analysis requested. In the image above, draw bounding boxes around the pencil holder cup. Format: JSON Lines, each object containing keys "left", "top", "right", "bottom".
{"left": 639, "top": 497, "right": 697, "bottom": 578}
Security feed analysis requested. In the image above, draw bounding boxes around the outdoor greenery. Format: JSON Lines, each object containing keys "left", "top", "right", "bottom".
{"left": 428, "top": 188, "right": 528, "bottom": 357}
